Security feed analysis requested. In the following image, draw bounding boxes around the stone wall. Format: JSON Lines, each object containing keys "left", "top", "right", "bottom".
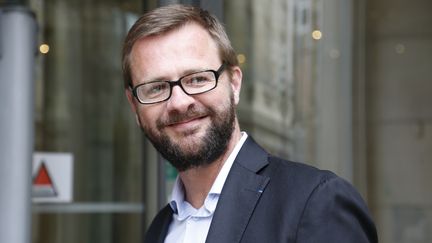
{"left": 366, "top": 0, "right": 432, "bottom": 242}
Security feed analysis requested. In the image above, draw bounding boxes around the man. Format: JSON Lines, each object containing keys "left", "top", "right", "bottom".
{"left": 122, "top": 4, "right": 378, "bottom": 243}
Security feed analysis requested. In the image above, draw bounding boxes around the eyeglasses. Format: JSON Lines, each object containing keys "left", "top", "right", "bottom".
{"left": 131, "top": 63, "right": 226, "bottom": 104}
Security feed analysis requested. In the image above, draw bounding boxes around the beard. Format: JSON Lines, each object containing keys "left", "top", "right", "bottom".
{"left": 139, "top": 94, "right": 236, "bottom": 172}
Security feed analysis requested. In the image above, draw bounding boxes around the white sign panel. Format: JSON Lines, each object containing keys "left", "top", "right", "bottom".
{"left": 32, "top": 152, "right": 73, "bottom": 203}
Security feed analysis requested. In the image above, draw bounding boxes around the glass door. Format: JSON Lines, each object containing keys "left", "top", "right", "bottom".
{"left": 30, "top": 0, "right": 149, "bottom": 242}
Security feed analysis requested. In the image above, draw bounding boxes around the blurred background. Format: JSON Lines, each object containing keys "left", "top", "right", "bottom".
{"left": 0, "top": 0, "right": 431, "bottom": 242}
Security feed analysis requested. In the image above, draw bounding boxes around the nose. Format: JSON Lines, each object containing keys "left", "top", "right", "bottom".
{"left": 165, "top": 85, "right": 195, "bottom": 112}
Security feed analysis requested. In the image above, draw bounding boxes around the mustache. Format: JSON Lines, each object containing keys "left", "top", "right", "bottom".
{"left": 156, "top": 107, "right": 212, "bottom": 129}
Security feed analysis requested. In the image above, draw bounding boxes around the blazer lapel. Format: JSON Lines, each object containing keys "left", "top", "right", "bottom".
{"left": 205, "top": 137, "right": 270, "bottom": 243}
{"left": 144, "top": 205, "right": 173, "bottom": 243}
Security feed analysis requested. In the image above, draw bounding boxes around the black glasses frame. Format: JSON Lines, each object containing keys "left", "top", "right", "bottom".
{"left": 131, "top": 63, "right": 226, "bottom": 105}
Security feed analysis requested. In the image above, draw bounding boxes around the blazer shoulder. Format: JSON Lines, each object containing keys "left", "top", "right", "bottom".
{"left": 266, "top": 155, "right": 338, "bottom": 185}
{"left": 259, "top": 156, "right": 378, "bottom": 242}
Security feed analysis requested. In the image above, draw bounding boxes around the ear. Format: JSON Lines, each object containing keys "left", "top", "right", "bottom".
{"left": 135, "top": 114, "right": 141, "bottom": 127}
{"left": 125, "top": 88, "right": 137, "bottom": 114}
{"left": 125, "top": 89, "right": 142, "bottom": 127}
{"left": 230, "top": 65, "right": 242, "bottom": 105}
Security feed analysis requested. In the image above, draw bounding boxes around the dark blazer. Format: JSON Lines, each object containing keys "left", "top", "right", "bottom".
{"left": 144, "top": 137, "right": 378, "bottom": 243}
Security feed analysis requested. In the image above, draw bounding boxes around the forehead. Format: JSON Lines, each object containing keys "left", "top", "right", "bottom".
{"left": 129, "top": 22, "right": 220, "bottom": 81}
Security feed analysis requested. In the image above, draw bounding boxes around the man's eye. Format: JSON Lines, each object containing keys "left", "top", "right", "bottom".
{"left": 184, "top": 75, "right": 212, "bottom": 86}
{"left": 190, "top": 76, "right": 209, "bottom": 84}
{"left": 144, "top": 83, "right": 167, "bottom": 97}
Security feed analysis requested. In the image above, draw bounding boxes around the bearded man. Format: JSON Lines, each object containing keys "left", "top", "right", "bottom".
{"left": 122, "top": 4, "right": 378, "bottom": 243}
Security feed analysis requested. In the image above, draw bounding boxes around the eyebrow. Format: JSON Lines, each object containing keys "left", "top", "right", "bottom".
{"left": 142, "top": 67, "right": 209, "bottom": 83}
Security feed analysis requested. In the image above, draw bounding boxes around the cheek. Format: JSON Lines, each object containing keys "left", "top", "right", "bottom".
{"left": 206, "top": 91, "right": 233, "bottom": 114}
{"left": 218, "top": 85, "right": 235, "bottom": 107}
{"left": 137, "top": 108, "right": 159, "bottom": 127}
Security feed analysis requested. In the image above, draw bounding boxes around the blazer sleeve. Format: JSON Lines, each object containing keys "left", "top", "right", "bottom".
{"left": 296, "top": 176, "right": 378, "bottom": 243}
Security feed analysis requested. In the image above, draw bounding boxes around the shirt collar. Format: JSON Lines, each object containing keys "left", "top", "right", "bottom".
{"left": 169, "top": 132, "right": 248, "bottom": 218}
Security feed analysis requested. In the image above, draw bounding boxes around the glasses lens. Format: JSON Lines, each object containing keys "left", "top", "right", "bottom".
{"left": 181, "top": 71, "right": 217, "bottom": 94}
{"left": 136, "top": 81, "right": 170, "bottom": 103}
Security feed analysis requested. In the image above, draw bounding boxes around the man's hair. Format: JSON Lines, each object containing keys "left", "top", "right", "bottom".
{"left": 122, "top": 4, "right": 238, "bottom": 88}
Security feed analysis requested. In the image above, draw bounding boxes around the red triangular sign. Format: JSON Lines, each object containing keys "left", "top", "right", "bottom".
{"left": 34, "top": 163, "right": 53, "bottom": 186}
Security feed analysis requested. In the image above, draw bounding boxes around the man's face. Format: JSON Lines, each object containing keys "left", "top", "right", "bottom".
{"left": 126, "top": 23, "right": 242, "bottom": 171}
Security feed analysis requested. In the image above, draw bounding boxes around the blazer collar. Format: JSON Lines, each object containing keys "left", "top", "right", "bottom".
{"left": 234, "top": 136, "right": 270, "bottom": 173}
{"left": 205, "top": 137, "right": 270, "bottom": 243}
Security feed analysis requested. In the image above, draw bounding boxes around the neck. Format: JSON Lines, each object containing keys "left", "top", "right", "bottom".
{"left": 179, "top": 125, "right": 242, "bottom": 209}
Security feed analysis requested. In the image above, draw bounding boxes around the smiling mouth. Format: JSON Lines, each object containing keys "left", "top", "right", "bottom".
{"left": 158, "top": 107, "right": 211, "bottom": 132}
{"left": 167, "top": 116, "right": 206, "bottom": 128}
